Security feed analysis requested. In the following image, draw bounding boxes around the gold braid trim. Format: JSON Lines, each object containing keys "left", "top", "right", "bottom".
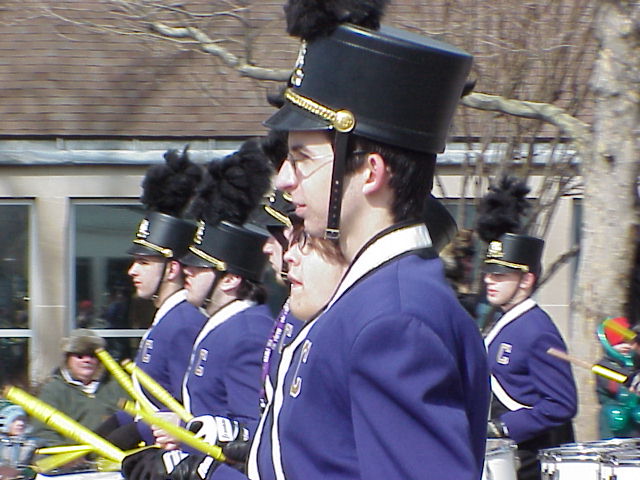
{"left": 265, "top": 205, "right": 292, "bottom": 228}
{"left": 284, "top": 88, "right": 356, "bottom": 133}
{"left": 485, "top": 258, "right": 530, "bottom": 273}
{"left": 188, "top": 245, "right": 227, "bottom": 271}
{"left": 133, "top": 239, "right": 173, "bottom": 258}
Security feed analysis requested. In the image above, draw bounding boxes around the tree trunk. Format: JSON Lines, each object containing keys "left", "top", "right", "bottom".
{"left": 570, "top": 1, "right": 640, "bottom": 440}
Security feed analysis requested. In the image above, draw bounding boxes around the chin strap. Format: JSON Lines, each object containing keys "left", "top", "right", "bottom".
{"left": 151, "top": 258, "right": 169, "bottom": 302}
{"left": 324, "top": 131, "right": 351, "bottom": 241}
{"left": 203, "top": 270, "right": 224, "bottom": 309}
{"left": 271, "top": 228, "right": 290, "bottom": 284}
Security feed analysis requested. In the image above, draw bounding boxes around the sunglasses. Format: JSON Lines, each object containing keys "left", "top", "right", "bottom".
{"left": 70, "top": 352, "right": 97, "bottom": 359}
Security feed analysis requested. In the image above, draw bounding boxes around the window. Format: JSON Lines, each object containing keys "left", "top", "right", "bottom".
{"left": 72, "top": 202, "right": 154, "bottom": 360}
{"left": 0, "top": 203, "right": 30, "bottom": 387}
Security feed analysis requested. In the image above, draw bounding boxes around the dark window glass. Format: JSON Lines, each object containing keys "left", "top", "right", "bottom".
{"left": 73, "top": 203, "right": 154, "bottom": 360}
{"left": 0, "top": 205, "right": 29, "bottom": 330}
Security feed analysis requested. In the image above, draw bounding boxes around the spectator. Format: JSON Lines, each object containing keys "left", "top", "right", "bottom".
{"left": 0, "top": 402, "right": 38, "bottom": 477}
{"left": 31, "top": 329, "right": 126, "bottom": 446}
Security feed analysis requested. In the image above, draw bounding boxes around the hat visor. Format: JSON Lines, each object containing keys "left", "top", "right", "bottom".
{"left": 264, "top": 103, "right": 332, "bottom": 132}
{"left": 179, "top": 250, "right": 215, "bottom": 268}
{"left": 127, "top": 244, "right": 162, "bottom": 257}
{"left": 483, "top": 261, "right": 522, "bottom": 274}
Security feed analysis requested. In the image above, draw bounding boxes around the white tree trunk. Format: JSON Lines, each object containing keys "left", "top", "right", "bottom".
{"left": 570, "top": 1, "right": 640, "bottom": 440}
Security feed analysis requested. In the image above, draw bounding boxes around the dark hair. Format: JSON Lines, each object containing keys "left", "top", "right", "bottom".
{"left": 344, "top": 135, "right": 436, "bottom": 222}
{"left": 236, "top": 278, "right": 267, "bottom": 304}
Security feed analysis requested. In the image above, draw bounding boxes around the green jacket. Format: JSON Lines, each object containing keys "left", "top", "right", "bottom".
{"left": 31, "top": 368, "right": 127, "bottom": 446}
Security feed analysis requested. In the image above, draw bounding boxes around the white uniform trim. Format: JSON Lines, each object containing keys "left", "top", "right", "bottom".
{"left": 247, "top": 223, "right": 432, "bottom": 480}
{"left": 484, "top": 298, "right": 537, "bottom": 411}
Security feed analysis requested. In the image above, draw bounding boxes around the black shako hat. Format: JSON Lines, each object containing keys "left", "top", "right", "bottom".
{"left": 180, "top": 221, "right": 269, "bottom": 283}
{"left": 128, "top": 211, "right": 197, "bottom": 259}
{"left": 484, "top": 233, "right": 544, "bottom": 276}
{"left": 248, "top": 190, "right": 294, "bottom": 233}
{"left": 265, "top": 24, "right": 473, "bottom": 154}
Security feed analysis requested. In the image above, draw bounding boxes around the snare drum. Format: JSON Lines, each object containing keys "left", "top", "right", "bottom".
{"left": 35, "top": 472, "right": 123, "bottom": 480}
{"left": 483, "top": 438, "right": 518, "bottom": 480}
{"left": 600, "top": 450, "right": 640, "bottom": 480}
{"left": 539, "top": 444, "right": 605, "bottom": 480}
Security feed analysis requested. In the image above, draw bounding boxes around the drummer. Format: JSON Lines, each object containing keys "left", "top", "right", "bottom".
{"left": 483, "top": 233, "right": 577, "bottom": 480}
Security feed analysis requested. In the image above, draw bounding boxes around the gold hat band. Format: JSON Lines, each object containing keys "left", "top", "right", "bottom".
{"left": 265, "top": 205, "right": 292, "bottom": 228}
{"left": 133, "top": 239, "right": 173, "bottom": 258}
{"left": 485, "top": 258, "right": 530, "bottom": 273}
{"left": 188, "top": 245, "right": 227, "bottom": 271}
{"left": 284, "top": 88, "right": 356, "bottom": 133}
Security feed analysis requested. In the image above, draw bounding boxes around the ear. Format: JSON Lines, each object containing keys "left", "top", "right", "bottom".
{"left": 164, "top": 260, "right": 183, "bottom": 281}
{"left": 362, "top": 152, "right": 390, "bottom": 195}
{"left": 219, "top": 273, "right": 242, "bottom": 293}
{"left": 520, "top": 272, "right": 536, "bottom": 290}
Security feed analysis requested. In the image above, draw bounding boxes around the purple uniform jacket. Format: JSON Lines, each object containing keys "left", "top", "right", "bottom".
{"left": 182, "top": 301, "right": 274, "bottom": 431}
{"left": 134, "top": 290, "right": 207, "bottom": 405}
{"left": 485, "top": 299, "right": 577, "bottom": 443}
{"left": 246, "top": 224, "right": 490, "bottom": 480}
{"left": 210, "top": 307, "right": 303, "bottom": 480}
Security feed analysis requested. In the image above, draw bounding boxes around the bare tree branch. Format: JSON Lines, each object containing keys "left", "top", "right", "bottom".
{"left": 461, "top": 93, "right": 590, "bottom": 148}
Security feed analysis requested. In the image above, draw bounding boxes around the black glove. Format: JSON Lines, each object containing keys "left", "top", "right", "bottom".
{"left": 122, "top": 448, "right": 166, "bottom": 480}
{"left": 222, "top": 437, "right": 252, "bottom": 465}
{"left": 122, "top": 448, "right": 219, "bottom": 480}
{"left": 169, "top": 454, "right": 219, "bottom": 480}
{"left": 487, "top": 419, "right": 509, "bottom": 438}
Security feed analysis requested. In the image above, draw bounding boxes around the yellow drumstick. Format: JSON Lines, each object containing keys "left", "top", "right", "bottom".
{"left": 3, "top": 386, "right": 125, "bottom": 463}
{"left": 120, "top": 400, "right": 227, "bottom": 463}
{"left": 121, "top": 359, "right": 193, "bottom": 423}
{"left": 36, "top": 445, "right": 93, "bottom": 455}
{"left": 35, "top": 450, "right": 91, "bottom": 472}
{"left": 547, "top": 347, "right": 628, "bottom": 383}
{"left": 94, "top": 348, "right": 138, "bottom": 402}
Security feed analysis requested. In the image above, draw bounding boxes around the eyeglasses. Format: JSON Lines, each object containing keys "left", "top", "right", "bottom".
{"left": 285, "top": 151, "right": 333, "bottom": 178}
{"left": 288, "top": 228, "right": 311, "bottom": 254}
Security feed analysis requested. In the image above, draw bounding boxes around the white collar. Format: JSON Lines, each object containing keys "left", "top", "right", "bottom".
{"left": 61, "top": 368, "right": 100, "bottom": 395}
{"left": 152, "top": 289, "right": 187, "bottom": 326}
{"left": 329, "top": 223, "right": 432, "bottom": 310}
{"left": 193, "top": 299, "right": 256, "bottom": 346}
{"left": 483, "top": 298, "right": 537, "bottom": 348}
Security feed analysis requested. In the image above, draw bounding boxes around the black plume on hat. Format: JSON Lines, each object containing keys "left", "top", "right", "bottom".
{"left": 260, "top": 129, "right": 289, "bottom": 170}
{"left": 190, "top": 139, "right": 274, "bottom": 226}
{"left": 476, "top": 175, "right": 531, "bottom": 244}
{"left": 285, "top": 0, "right": 389, "bottom": 40}
{"left": 129, "top": 147, "right": 202, "bottom": 258}
{"left": 141, "top": 146, "right": 203, "bottom": 217}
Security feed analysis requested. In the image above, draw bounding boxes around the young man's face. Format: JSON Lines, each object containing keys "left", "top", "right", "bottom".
{"left": 263, "top": 226, "right": 293, "bottom": 284}
{"left": 128, "top": 255, "right": 166, "bottom": 299}
{"left": 183, "top": 265, "right": 216, "bottom": 308}
{"left": 275, "top": 131, "right": 333, "bottom": 238}
{"left": 484, "top": 271, "right": 529, "bottom": 310}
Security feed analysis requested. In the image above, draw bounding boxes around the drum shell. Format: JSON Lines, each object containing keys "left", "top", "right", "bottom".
{"left": 483, "top": 438, "right": 518, "bottom": 480}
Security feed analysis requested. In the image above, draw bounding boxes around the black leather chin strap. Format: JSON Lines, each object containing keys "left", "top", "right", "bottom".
{"left": 325, "top": 131, "right": 350, "bottom": 241}
{"left": 203, "top": 270, "right": 224, "bottom": 309}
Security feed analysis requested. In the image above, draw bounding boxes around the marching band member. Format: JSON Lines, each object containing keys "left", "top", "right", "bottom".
{"left": 478, "top": 177, "right": 577, "bottom": 480}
